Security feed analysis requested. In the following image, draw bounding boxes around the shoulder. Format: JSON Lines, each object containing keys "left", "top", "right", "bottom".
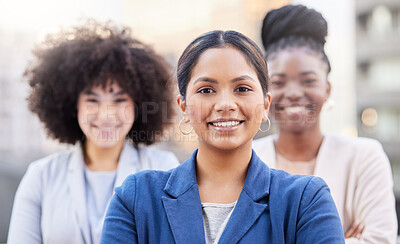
{"left": 270, "top": 169, "right": 327, "bottom": 195}
{"left": 268, "top": 169, "right": 334, "bottom": 214}
{"left": 15, "top": 150, "right": 75, "bottom": 200}
{"left": 324, "top": 134, "right": 383, "bottom": 151}
{"left": 117, "top": 169, "right": 172, "bottom": 196}
{"left": 24, "top": 150, "right": 74, "bottom": 178}
{"left": 325, "top": 134, "right": 389, "bottom": 166}
{"left": 269, "top": 170, "right": 345, "bottom": 242}
{"left": 115, "top": 169, "right": 172, "bottom": 208}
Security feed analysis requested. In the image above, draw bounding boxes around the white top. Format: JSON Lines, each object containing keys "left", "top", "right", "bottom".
{"left": 202, "top": 202, "right": 236, "bottom": 244}
{"left": 8, "top": 141, "right": 179, "bottom": 244}
{"left": 253, "top": 134, "right": 398, "bottom": 244}
{"left": 84, "top": 168, "right": 116, "bottom": 244}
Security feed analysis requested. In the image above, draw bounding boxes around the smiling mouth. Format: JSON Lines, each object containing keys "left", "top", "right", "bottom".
{"left": 208, "top": 120, "right": 244, "bottom": 127}
{"left": 275, "top": 104, "right": 315, "bottom": 112}
{"left": 93, "top": 125, "right": 121, "bottom": 132}
{"left": 285, "top": 106, "right": 306, "bottom": 113}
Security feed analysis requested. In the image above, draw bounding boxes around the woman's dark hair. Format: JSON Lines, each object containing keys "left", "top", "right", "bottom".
{"left": 261, "top": 4, "right": 331, "bottom": 73}
{"left": 26, "top": 20, "right": 173, "bottom": 146}
{"left": 177, "top": 30, "right": 269, "bottom": 99}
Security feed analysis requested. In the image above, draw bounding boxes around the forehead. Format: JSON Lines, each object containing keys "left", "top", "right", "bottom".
{"left": 191, "top": 47, "right": 256, "bottom": 79}
{"left": 268, "top": 47, "right": 327, "bottom": 73}
{"left": 83, "top": 81, "right": 125, "bottom": 95}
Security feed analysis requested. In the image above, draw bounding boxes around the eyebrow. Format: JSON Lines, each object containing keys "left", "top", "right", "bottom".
{"left": 84, "top": 91, "right": 99, "bottom": 96}
{"left": 270, "top": 71, "right": 317, "bottom": 78}
{"left": 299, "top": 71, "right": 317, "bottom": 76}
{"left": 193, "top": 75, "right": 256, "bottom": 84}
{"left": 270, "top": 73, "right": 286, "bottom": 78}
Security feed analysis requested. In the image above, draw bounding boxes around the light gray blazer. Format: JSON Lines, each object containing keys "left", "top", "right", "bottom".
{"left": 253, "top": 134, "right": 397, "bottom": 244}
{"left": 7, "top": 141, "right": 179, "bottom": 244}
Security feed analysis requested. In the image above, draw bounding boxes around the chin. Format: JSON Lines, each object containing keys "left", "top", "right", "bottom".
{"left": 90, "top": 139, "right": 124, "bottom": 149}
{"left": 206, "top": 138, "right": 248, "bottom": 152}
{"left": 280, "top": 123, "right": 317, "bottom": 134}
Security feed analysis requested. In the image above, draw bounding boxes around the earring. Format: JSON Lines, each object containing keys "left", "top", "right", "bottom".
{"left": 179, "top": 118, "right": 193, "bottom": 135}
{"left": 323, "top": 98, "right": 335, "bottom": 111}
{"left": 259, "top": 117, "right": 271, "bottom": 132}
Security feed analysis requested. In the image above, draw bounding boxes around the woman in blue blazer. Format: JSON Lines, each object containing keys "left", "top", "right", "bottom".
{"left": 100, "top": 30, "right": 345, "bottom": 243}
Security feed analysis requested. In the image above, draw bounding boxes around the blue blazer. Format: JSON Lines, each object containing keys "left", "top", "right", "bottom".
{"left": 100, "top": 150, "right": 345, "bottom": 243}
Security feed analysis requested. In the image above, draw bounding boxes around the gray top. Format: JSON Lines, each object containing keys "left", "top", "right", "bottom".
{"left": 84, "top": 168, "right": 117, "bottom": 244}
{"left": 202, "top": 202, "right": 236, "bottom": 244}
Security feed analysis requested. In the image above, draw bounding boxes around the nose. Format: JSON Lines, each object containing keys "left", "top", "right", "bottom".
{"left": 214, "top": 91, "right": 237, "bottom": 113}
{"left": 285, "top": 81, "right": 303, "bottom": 101}
{"left": 98, "top": 102, "right": 116, "bottom": 122}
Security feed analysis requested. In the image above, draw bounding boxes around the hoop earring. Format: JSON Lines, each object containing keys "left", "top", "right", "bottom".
{"left": 179, "top": 118, "right": 193, "bottom": 135}
{"left": 259, "top": 117, "right": 271, "bottom": 132}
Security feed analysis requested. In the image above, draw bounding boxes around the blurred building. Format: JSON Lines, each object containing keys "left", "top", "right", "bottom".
{"left": 355, "top": 0, "right": 400, "bottom": 233}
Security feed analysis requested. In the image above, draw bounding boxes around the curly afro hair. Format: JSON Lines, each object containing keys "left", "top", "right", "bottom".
{"left": 26, "top": 20, "right": 174, "bottom": 146}
{"left": 261, "top": 4, "right": 331, "bottom": 73}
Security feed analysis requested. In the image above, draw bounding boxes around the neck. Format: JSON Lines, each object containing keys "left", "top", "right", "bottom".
{"left": 196, "top": 141, "right": 252, "bottom": 203}
{"left": 83, "top": 140, "right": 124, "bottom": 171}
{"left": 275, "top": 127, "right": 323, "bottom": 161}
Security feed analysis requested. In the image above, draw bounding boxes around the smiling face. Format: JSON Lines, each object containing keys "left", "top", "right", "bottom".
{"left": 77, "top": 81, "right": 135, "bottom": 149}
{"left": 178, "top": 47, "right": 270, "bottom": 151}
{"left": 268, "top": 47, "right": 331, "bottom": 133}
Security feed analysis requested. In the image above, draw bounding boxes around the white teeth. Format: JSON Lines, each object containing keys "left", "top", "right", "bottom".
{"left": 285, "top": 106, "right": 305, "bottom": 113}
{"left": 212, "top": 121, "right": 240, "bottom": 127}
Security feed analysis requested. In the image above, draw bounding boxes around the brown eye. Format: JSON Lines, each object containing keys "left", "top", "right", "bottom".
{"left": 236, "top": 87, "right": 251, "bottom": 92}
{"left": 303, "top": 79, "right": 316, "bottom": 85}
{"left": 86, "top": 98, "right": 98, "bottom": 103}
{"left": 271, "top": 81, "right": 284, "bottom": 87}
{"left": 198, "top": 88, "right": 214, "bottom": 94}
{"left": 115, "top": 98, "right": 127, "bottom": 103}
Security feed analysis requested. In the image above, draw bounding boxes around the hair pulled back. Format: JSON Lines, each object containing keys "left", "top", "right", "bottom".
{"left": 261, "top": 4, "right": 331, "bottom": 73}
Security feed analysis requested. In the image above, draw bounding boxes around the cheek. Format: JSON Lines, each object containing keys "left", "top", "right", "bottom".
{"left": 249, "top": 98, "right": 266, "bottom": 120}
{"left": 269, "top": 89, "right": 282, "bottom": 103}
{"left": 307, "top": 88, "right": 328, "bottom": 105}
{"left": 77, "top": 102, "right": 98, "bottom": 125}
{"left": 117, "top": 103, "right": 135, "bottom": 123}
{"left": 186, "top": 98, "right": 208, "bottom": 122}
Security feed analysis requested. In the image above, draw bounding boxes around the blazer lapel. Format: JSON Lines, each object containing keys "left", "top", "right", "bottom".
{"left": 218, "top": 151, "right": 270, "bottom": 243}
{"left": 67, "top": 146, "right": 91, "bottom": 244}
{"left": 162, "top": 150, "right": 206, "bottom": 244}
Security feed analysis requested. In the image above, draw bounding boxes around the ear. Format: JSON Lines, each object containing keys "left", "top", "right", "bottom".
{"left": 325, "top": 81, "right": 332, "bottom": 101}
{"left": 177, "top": 94, "right": 190, "bottom": 122}
{"left": 262, "top": 92, "right": 271, "bottom": 122}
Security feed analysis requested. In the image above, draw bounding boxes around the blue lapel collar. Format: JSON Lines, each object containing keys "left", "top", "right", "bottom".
{"left": 162, "top": 150, "right": 271, "bottom": 243}
{"left": 162, "top": 149, "right": 206, "bottom": 244}
{"left": 219, "top": 150, "right": 271, "bottom": 243}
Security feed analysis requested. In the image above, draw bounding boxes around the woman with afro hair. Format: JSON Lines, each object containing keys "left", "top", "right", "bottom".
{"left": 8, "top": 20, "right": 179, "bottom": 244}
{"left": 253, "top": 4, "right": 397, "bottom": 243}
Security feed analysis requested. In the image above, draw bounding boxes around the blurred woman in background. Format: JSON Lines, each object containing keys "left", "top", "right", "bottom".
{"left": 8, "top": 20, "right": 179, "bottom": 244}
{"left": 253, "top": 4, "right": 397, "bottom": 243}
